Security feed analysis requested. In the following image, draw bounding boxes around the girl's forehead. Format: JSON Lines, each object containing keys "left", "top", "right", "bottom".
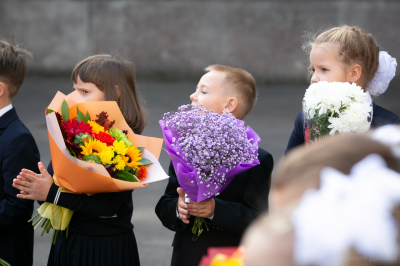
{"left": 310, "top": 45, "right": 340, "bottom": 63}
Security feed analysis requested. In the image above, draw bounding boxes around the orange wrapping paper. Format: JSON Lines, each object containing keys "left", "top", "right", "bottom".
{"left": 46, "top": 91, "right": 168, "bottom": 194}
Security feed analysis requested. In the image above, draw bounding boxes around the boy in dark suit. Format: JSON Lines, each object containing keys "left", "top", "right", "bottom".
{"left": 0, "top": 39, "right": 40, "bottom": 266}
{"left": 155, "top": 65, "right": 273, "bottom": 266}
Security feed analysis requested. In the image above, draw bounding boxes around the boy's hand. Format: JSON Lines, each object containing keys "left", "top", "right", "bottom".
{"left": 177, "top": 187, "right": 190, "bottom": 224}
{"left": 188, "top": 199, "right": 215, "bottom": 218}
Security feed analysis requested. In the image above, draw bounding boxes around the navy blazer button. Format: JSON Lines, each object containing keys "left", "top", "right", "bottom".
{"left": 192, "top": 235, "right": 198, "bottom": 242}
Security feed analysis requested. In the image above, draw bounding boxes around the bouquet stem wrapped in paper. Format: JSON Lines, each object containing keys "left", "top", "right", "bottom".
{"left": 160, "top": 105, "right": 260, "bottom": 236}
{"left": 30, "top": 91, "right": 168, "bottom": 243}
{"left": 303, "top": 81, "right": 372, "bottom": 145}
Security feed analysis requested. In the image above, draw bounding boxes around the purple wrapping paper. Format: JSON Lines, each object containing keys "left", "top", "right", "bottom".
{"left": 159, "top": 119, "right": 260, "bottom": 202}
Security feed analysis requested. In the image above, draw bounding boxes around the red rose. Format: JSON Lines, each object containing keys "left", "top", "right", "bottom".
{"left": 93, "top": 131, "right": 116, "bottom": 146}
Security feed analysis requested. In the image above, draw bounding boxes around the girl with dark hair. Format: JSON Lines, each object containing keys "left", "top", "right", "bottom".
{"left": 13, "top": 54, "right": 147, "bottom": 266}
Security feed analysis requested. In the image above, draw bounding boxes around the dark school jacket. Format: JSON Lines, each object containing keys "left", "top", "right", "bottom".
{"left": 155, "top": 148, "right": 273, "bottom": 266}
{"left": 0, "top": 108, "right": 40, "bottom": 266}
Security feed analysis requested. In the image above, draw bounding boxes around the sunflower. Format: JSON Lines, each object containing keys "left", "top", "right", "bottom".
{"left": 88, "top": 120, "right": 105, "bottom": 134}
{"left": 124, "top": 146, "right": 143, "bottom": 168}
{"left": 80, "top": 139, "right": 110, "bottom": 156}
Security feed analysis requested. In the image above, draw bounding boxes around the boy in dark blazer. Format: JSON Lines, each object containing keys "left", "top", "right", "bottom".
{"left": 155, "top": 65, "right": 274, "bottom": 266}
{"left": 0, "top": 39, "right": 40, "bottom": 266}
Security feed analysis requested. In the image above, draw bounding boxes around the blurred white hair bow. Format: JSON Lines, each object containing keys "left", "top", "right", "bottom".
{"left": 367, "top": 51, "right": 397, "bottom": 96}
{"left": 292, "top": 154, "right": 400, "bottom": 266}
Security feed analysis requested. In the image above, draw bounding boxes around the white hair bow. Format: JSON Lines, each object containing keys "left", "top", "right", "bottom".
{"left": 367, "top": 51, "right": 397, "bottom": 96}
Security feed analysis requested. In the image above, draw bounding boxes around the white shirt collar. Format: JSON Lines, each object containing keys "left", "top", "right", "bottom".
{"left": 0, "top": 104, "right": 13, "bottom": 118}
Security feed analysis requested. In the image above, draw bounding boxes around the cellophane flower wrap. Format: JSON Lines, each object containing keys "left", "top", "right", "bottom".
{"left": 303, "top": 81, "right": 372, "bottom": 145}
{"left": 159, "top": 105, "right": 260, "bottom": 235}
{"left": 30, "top": 91, "right": 168, "bottom": 244}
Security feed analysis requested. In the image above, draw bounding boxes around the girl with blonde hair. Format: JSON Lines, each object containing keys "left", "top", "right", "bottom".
{"left": 286, "top": 25, "right": 399, "bottom": 154}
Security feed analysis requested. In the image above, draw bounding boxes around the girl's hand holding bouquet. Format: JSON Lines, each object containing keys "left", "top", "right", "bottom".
{"left": 14, "top": 91, "right": 168, "bottom": 244}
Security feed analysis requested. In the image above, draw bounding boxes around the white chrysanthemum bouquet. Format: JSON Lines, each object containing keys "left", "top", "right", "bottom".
{"left": 303, "top": 81, "right": 372, "bottom": 144}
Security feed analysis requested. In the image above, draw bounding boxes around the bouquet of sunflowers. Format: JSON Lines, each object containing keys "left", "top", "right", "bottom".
{"left": 29, "top": 91, "right": 168, "bottom": 244}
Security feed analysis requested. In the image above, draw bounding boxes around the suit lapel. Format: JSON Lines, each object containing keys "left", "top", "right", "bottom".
{"left": 0, "top": 108, "right": 18, "bottom": 137}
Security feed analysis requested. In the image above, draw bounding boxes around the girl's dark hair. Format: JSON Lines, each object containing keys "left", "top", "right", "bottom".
{"left": 72, "top": 55, "right": 148, "bottom": 134}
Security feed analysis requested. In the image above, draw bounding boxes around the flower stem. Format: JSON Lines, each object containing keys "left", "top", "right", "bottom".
{"left": 52, "top": 229, "right": 60, "bottom": 245}
{"left": 28, "top": 213, "right": 40, "bottom": 223}
{"left": 41, "top": 219, "right": 50, "bottom": 237}
{"left": 33, "top": 217, "right": 44, "bottom": 229}
{"left": 192, "top": 217, "right": 209, "bottom": 236}
{"left": 0, "top": 258, "right": 10, "bottom": 266}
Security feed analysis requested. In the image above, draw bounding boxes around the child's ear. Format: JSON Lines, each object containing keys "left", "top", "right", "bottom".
{"left": 115, "top": 85, "right": 121, "bottom": 99}
{"left": 348, "top": 64, "right": 362, "bottom": 84}
{"left": 224, "top": 97, "right": 238, "bottom": 114}
{"left": 0, "top": 82, "right": 6, "bottom": 98}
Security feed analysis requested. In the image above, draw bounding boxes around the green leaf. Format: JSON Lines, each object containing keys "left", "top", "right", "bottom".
{"left": 116, "top": 171, "right": 139, "bottom": 182}
{"left": 82, "top": 154, "right": 101, "bottom": 164}
{"left": 137, "top": 147, "right": 144, "bottom": 153}
{"left": 138, "top": 158, "right": 152, "bottom": 166}
{"left": 124, "top": 166, "right": 133, "bottom": 172}
{"left": 61, "top": 100, "right": 69, "bottom": 122}
{"left": 47, "top": 109, "right": 54, "bottom": 114}
{"left": 85, "top": 111, "right": 91, "bottom": 122}
{"left": 66, "top": 148, "right": 77, "bottom": 158}
{"left": 77, "top": 107, "right": 87, "bottom": 123}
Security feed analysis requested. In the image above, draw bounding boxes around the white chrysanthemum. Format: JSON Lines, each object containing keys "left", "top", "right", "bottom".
{"left": 304, "top": 81, "right": 372, "bottom": 137}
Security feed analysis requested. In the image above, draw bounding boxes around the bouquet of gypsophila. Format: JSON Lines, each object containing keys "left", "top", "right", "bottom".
{"left": 159, "top": 104, "right": 260, "bottom": 236}
{"left": 303, "top": 81, "right": 372, "bottom": 145}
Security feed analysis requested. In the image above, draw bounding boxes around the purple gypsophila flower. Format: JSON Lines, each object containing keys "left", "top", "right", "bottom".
{"left": 161, "top": 104, "right": 259, "bottom": 199}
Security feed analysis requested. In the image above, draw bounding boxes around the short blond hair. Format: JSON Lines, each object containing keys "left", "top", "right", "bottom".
{"left": 205, "top": 64, "right": 257, "bottom": 118}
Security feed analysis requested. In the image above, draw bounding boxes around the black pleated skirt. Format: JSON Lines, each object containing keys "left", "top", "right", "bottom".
{"left": 47, "top": 231, "right": 140, "bottom": 266}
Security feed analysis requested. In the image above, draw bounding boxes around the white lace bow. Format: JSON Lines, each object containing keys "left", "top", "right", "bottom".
{"left": 367, "top": 51, "right": 397, "bottom": 96}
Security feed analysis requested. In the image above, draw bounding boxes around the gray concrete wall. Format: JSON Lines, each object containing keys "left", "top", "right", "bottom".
{"left": 1, "top": 0, "right": 399, "bottom": 83}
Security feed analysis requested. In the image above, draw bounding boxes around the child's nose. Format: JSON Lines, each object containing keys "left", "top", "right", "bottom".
{"left": 190, "top": 92, "right": 197, "bottom": 102}
{"left": 311, "top": 73, "right": 319, "bottom": 84}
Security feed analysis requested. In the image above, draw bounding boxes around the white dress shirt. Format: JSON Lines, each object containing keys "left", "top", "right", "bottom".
{"left": 0, "top": 103, "right": 13, "bottom": 118}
